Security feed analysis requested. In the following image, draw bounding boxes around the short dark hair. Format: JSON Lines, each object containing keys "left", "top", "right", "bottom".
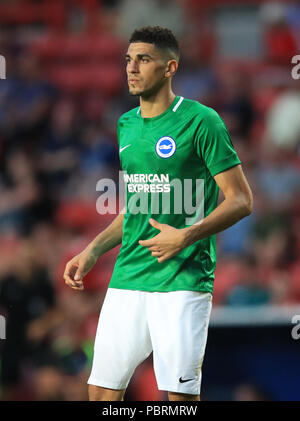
{"left": 129, "top": 26, "right": 180, "bottom": 61}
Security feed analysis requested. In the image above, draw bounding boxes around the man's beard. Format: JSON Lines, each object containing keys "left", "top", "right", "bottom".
{"left": 129, "top": 85, "right": 148, "bottom": 97}
{"left": 129, "top": 89, "right": 142, "bottom": 97}
{"left": 129, "top": 81, "right": 163, "bottom": 99}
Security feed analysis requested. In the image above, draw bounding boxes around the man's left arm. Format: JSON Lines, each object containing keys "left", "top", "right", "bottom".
{"left": 139, "top": 164, "right": 253, "bottom": 263}
{"left": 183, "top": 164, "right": 253, "bottom": 246}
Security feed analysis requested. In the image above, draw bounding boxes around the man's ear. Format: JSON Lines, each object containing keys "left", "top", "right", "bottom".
{"left": 165, "top": 59, "right": 178, "bottom": 78}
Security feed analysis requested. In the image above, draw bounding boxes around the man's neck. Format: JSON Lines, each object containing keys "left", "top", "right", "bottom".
{"left": 139, "top": 89, "right": 176, "bottom": 118}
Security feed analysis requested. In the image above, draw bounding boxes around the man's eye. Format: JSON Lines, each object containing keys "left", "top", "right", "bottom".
{"left": 142, "top": 58, "right": 149, "bottom": 63}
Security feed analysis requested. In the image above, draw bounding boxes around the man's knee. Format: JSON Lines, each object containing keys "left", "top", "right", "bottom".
{"left": 168, "top": 391, "right": 200, "bottom": 401}
{"left": 88, "top": 384, "right": 125, "bottom": 401}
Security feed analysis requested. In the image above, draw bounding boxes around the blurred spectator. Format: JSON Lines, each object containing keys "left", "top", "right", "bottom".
{"left": 173, "top": 35, "right": 218, "bottom": 103}
{"left": 32, "top": 366, "right": 64, "bottom": 401}
{"left": 0, "top": 150, "right": 52, "bottom": 235}
{"left": 0, "top": 52, "right": 56, "bottom": 151}
{"left": 233, "top": 383, "right": 272, "bottom": 401}
{"left": 216, "top": 67, "right": 255, "bottom": 140}
{"left": 37, "top": 100, "right": 79, "bottom": 196}
{"left": 225, "top": 257, "right": 271, "bottom": 306}
{"left": 79, "top": 122, "right": 117, "bottom": 176}
{"left": 0, "top": 239, "right": 57, "bottom": 399}
{"left": 254, "top": 147, "right": 300, "bottom": 213}
{"left": 116, "top": 0, "right": 187, "bottom": 39}
{"left": 253, "top": 227, "right": 290, "bottom": 270}
{"left": 265, "top": 88, "right": 300, "bottom": 150}
{"left": 285, "top": 2, "right": 300, "bottom": 49}
{"left": 261, "top": 1, "right": 298, "bottom": 64}
{"left": 60, "top": 371, "right": 90, "bottom": 401}
{"left": 268, "top": 270, "right": 292, "bottom": 305}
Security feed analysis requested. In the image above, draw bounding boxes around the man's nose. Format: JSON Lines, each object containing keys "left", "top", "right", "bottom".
{"left": 127, "top": 60, "right": 139, "bottom": 73}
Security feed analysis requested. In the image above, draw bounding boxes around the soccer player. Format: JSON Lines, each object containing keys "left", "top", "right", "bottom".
{"left": 64, "top": 26, "right": 253, "bottom": 401}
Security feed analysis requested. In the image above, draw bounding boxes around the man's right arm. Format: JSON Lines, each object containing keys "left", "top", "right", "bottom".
{"left": 86, "top": 207, "right": 125, "bottom": 260}
{"left": 63, "top": 208, "right": 125, "bottom": 291}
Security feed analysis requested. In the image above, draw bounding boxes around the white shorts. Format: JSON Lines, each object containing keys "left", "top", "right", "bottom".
{"left": 87, "top": 288, "right": 212, "bottom": 395}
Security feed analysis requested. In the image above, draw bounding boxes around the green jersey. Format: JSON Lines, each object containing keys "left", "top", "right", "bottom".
{"left": 108, "top": 95, "right": 241, "bottom": 294}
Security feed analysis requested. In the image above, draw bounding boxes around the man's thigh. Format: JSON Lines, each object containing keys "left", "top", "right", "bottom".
{"left": 147, "top": 290, "right": 212, "bottom": 396}
{"left": 88, "top": 288, "right": 153, "bottom": 390}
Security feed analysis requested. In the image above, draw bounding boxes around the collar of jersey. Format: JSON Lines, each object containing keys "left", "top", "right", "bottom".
{"left": 138, "top": 95, "right": 181, "bottom": 122}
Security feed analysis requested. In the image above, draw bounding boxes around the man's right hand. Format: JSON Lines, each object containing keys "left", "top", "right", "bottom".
{"left": 63, "top": 249, "right": 98, "bottom": 291}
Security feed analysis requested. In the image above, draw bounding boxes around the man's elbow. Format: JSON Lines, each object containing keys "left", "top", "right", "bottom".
{"left": 240, "top": 191, "right": 253, "bottom": 217}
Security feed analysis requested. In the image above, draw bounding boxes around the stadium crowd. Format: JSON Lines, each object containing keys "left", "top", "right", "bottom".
{"left": 0, "top": 0, "right": 299, "bottom": 401}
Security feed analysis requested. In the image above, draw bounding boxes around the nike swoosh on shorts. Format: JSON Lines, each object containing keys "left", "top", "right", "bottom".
{"left": 179, "top": 377, "right": 194, "bottom": 383}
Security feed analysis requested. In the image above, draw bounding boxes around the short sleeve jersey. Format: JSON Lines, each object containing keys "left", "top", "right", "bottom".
{"left": 108, "top": 96, "right": 241, "bottom": 294}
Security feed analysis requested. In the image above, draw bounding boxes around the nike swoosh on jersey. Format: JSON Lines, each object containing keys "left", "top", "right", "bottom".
{"left": 119, "top": 144, "right": 131, "bottom": 153}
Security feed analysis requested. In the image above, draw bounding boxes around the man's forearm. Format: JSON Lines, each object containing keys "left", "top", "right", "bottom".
{"left": 85, "top": 209, "right": 125, "bottom": 259}
{"left": 183, "top": 194, "right": 252, "bottom": 247}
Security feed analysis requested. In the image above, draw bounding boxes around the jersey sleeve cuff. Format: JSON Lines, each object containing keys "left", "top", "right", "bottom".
{"left": 208, "top": 155, "right": 242, "bottom": 177}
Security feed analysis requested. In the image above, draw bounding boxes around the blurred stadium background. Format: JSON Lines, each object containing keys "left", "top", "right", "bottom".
{"left": 0, "top": 0, "right": 299, "bottom": 401}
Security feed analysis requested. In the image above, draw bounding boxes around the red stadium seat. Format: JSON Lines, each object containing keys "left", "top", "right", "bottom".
{"left": 289, "top": 263, "right": 300, "bottom": 302}
{"left": 55, "top": 200, "right": 118, "bottom": 232}
{"left": 250, "top": 87, "right": 281, "bottom": 116}
{"left": 0, "top": 2, "right": 65, "bottom": 29}
{"left": 213, "top": 259, "right": 244, "bottom": 305}
{"left": 47, "top": 63, "right": 123, "bottom": 95}
{"left": 55, "top": 200, "right": 101, "bottom": 230}
{"left": 32, "top": 35, "right": 123, "bottom": 61}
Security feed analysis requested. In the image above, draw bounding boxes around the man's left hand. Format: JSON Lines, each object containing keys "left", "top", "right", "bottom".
{"left": 139, "top": 218, "right": 187, "bottom": 263}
